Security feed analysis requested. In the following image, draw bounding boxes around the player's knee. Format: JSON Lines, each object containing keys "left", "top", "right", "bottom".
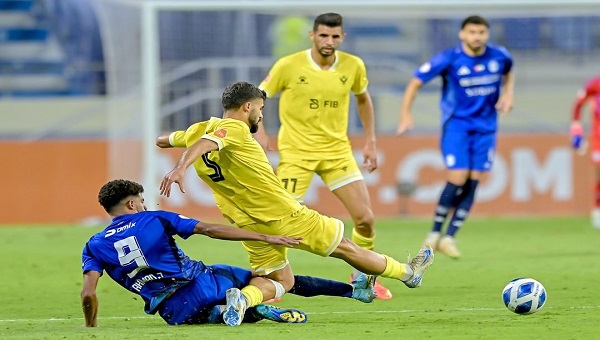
{"left": 267, "top": 278, "right": 288, "bottom": 298}
{"left": 267, "top": 271, "right": 295, "bottom": 292}
{"left": 330, "top": 237, "right": 362, "bottom": 259}
{"left": 353, "top": 209, "right": 374, "bottom": 231}
{"left": 279, "top": 277, "right": 294, "bottom": 292}
{"left": 446, "top": 169, "right": 470, "bottom": 184}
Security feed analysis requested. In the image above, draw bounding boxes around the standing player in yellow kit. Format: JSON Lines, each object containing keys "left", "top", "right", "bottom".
{"left": 256, "top": 13, "right": 392, "bottom": 299}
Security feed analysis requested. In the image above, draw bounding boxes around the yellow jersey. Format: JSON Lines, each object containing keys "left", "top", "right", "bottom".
{"left": 260, "top": 49, "right": 369, "bottom": 159}
{"left": 171, "top": 117, "right": 302, "bottom": 226}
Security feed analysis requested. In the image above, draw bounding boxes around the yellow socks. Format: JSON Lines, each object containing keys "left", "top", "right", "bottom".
{"left": 381, "top": 254, "right": 412, "bottom": 281}
{"left": 352, "top": 228, "right": 375, "bottom": 250}
{"left": 240, "top": 285, "right": 263, "bottom": 307}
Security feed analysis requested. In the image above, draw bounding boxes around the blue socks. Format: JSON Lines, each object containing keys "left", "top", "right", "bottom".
{"left": 432, "top": 182, "right": 462, "bottom": 233}
{"left": 432, "top": 179, "right": 480, "bottom": 236}
{"left": 446, "top": 179, "right": 479, "bottom": 237}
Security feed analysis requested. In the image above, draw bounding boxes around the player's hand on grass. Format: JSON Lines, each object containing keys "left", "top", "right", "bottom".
{"left": 264, "top": 235, "right": 303, "bottom": 247}
{"left": 160, "top": 168, "right": 186, "bottom": 197}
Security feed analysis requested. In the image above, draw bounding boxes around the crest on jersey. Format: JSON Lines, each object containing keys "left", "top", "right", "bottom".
{"left": 297, "top": 76, "right": 308, "bottom": 84}
{"left": 214, "top": 129, "right": 228, "bottom": 138}
{"left": 457, "top": 66, "right": 471, "bottom": 76}
{"left": 488, "top": 60, "right": 499, "bottom": 73}
{"left": 339, "top": 75, "right": 348, "bottom": 84}
{"left": 474, "top": 64, "right": 485, "bottom": 72}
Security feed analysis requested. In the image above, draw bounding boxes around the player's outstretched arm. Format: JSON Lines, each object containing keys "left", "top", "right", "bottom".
{"left": 156, "top": 131, "right": 174, "bottom": 148}
{"left": 160, "top": 139, "right": 219, "bottom": 197}
{"left": 397, "top": 77, "right": 423, "bottom": 135}
{"left": 81, "top": 270, "right": 101, "bottom": 327}
{"left": 193, "top": 221, "right": 302, "bottom": 247}
{"left": 571, "top": 85, "right": 594, "bottom": 123}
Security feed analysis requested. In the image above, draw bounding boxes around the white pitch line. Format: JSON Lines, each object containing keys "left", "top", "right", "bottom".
{"left": 1, "top": 306, "right": 599, "bottom": 323}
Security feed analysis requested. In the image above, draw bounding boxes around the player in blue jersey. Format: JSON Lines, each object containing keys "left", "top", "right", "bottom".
{"left": 397, "top": 15, "right": 515, "bottom": 259}
{"left": 81, "top": 179, "right": 377, "bottom": 327}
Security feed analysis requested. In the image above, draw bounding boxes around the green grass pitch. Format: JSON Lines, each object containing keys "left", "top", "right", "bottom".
{"left": 1, "top": 216, "right": 598, "bottom": 339}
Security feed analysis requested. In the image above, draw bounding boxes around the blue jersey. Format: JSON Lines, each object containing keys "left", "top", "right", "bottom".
{"left": 415, "top": 43, "right": 513, "bottom": 132}
{"left": 81, "top": 211, "right": 202, "bottom": 314}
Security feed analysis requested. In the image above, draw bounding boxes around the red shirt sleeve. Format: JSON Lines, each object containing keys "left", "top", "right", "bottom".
{"left": 572, "top": 77, "right": 600, "bottom": 121}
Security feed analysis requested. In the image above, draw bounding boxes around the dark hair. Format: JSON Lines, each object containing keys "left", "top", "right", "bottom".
{"left": 461, "top": 15, "right": 490, "bottom": 29}
{"left": 98, "top": 179, "right": 144, "bottom": 213}
{"left": 222, "top": 82, "right": 266, "bottom": 110}
{"left": 313, "top": 12, "right": 343, "bottom": 31}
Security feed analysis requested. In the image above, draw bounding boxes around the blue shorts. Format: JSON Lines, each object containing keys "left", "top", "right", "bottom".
{"left": 157, "top": 264, "right": 253, "bottom": 325}
{"left": 440, "top": 127, "right": 496, "bottom": 172}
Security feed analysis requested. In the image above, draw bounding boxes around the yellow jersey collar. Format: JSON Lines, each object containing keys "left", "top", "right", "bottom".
{"left": 306, "top": 49, "right": 339, "bottom": 71}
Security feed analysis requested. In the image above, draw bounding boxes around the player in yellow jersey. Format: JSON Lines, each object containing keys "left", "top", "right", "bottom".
{"left": 255, "top": 13, "right": 392, "bottom": 299}
{"left": 158, "top": 82, "right": 433, "bottom": 325}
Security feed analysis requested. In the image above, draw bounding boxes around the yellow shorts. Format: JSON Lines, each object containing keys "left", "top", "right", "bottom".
{"left": 277, "top": 152, "right": 364, "bottom": 201}
{"left": 240, "top": 205, "right": 345, "bottom": 275}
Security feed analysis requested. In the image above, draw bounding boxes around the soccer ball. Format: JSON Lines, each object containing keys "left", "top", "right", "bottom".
{"left": 502, "top": 278, "right": 547, "bottom": 315}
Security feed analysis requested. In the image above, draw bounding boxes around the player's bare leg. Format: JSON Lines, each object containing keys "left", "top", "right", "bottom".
{"left": 332, "top": 180, "right": 393, "bottom": 300}
{"left": 237, "top": 266, "right": 294, "bottom": 306}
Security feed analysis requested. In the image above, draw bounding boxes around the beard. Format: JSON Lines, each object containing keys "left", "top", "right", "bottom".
{"left": 466, "top": 41, "right": 484, "bottom": 53}
{"left": 250, "top": 122, "right": 259, "bottom": 133}
{"left": 318, "top": 46, "right": 334, "bottom": 57}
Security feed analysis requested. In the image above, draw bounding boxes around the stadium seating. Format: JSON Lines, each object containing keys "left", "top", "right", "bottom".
{"left": 550, "top": 16, "right": 594, "bottom": 53}
{"left": 2, "top": 2, "right": 596, "bottom": 100}
{"left": 0, "top": 0, "right": 105, "bottom": 97}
